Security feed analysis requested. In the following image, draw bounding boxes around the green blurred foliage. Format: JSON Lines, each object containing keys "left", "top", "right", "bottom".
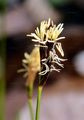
{"left": 0, "top": 0, "right": 7, "bottom": 12}
{"left": 0, "top": 80, "right": 4, "bottom": 120}
{"left": 0, "top": 36, "right": 6, "bottom": 120}
{"left": 0, "top": 0, "right": 6, "bottom": 118}
{"left": 48, "top": 0, "right": 71, "bottom": 7}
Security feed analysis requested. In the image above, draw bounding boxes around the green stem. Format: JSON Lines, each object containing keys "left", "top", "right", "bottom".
{"left": 28, "top": 98, "right": 34, "bottom": 120}
{"left": 26, "top": 83, "right": 34, "bottom": 120}
{"left": 35, "top": 86, "right": 43, "bottom": 120}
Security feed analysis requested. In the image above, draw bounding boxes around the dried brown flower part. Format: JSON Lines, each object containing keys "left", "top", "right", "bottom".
{"left": 18, "top": 46, "right": 40, "bottom": 86}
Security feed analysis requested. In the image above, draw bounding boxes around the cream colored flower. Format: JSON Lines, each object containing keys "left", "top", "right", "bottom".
{"left": 18, "top": 19, "right": 66, "bottom": 77}
{"left": 27, "top": 18, "right": 65, "bottom": 44}
{"left": 27, "top": 19, "right": 51, "bottom": 44}
{"left": 46, "top": 23, "right": 64, "bottom": 42}
{"left": 26, "top": 19, "right": 66, "bottom": 75}
{"left": 18, "top": 47, "right": 40, "bottom": 86}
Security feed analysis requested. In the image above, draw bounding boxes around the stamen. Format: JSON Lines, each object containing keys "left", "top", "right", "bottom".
{"left": 50, "top": 65, "right": 61, "bottom": 72}
{"left": 39, "top": 63, "right": 49, "bottom": 75}
{"left": 55, "top": 37, "right": 65, "bottom": 41}
{"left": 41, "top": 58, "right": 47, "bottom": 62}
{"left": 56, "top": 42, "right": 64, "bottom": 56}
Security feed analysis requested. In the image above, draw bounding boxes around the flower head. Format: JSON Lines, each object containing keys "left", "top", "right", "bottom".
{"left": 19, "top": 19, "right": 66, "bottom": 81}
{"left": 27, "top": 19, "right": 50, "bottom": 44}
{"left": 27, "top": 19, "right": 66, "bottom": 75}
{"left": 39, "top": 43, "right": 66, "bottom": 75}
{"left": 27, "top": 18, "right": 65, "bottom": 44}
{"left": 18, "top": 47, "right": 40, "bottom": 86}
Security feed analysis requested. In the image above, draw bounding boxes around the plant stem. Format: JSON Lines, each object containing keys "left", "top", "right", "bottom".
{"left": 35, "top": 86, "right": 43, "bottom": 120}
{"left": 27, "top": 83, "right": 34, "bottom": 120}
{"left": 28, "top": 98, "right": 34, "bottom": 120}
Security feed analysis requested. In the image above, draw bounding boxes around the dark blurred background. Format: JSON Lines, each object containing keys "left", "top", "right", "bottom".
{"left": 0, "top": 0, "right": 84, "bottom": 120}
{"left": 6, "top": 0, "right": 84, "bottom": 88}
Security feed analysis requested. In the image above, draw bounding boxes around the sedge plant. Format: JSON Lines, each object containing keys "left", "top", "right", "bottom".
{"left": 18, "top": 18, "right": 66, "bottom": 120}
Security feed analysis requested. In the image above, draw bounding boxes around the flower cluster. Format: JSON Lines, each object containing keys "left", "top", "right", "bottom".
{"left": 18, "top": 47, "right": 40, "bottom": 85}
{"left": 27, "top": 19, "right": 66, "bottom": 75}
{"left": 27, "top": 18, "right": 65, "bottom": 44}
{"left": 18, "top": 19, "right": 67, "bottom": 120}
